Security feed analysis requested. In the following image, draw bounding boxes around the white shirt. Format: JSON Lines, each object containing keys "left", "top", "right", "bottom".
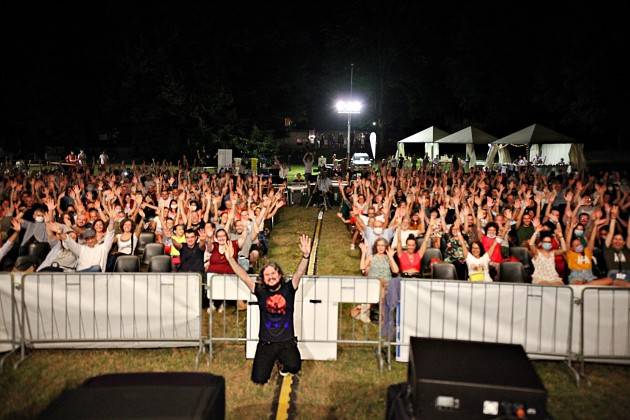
{"left": 63, "top": 229, "right": 115, "bottom": 271}
{"left": 465, "top": 253, "right": 492, "bottom": 282}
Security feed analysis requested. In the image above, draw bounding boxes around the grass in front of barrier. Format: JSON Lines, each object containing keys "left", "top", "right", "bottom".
{"left": 3, "top": 207, "right": 630, "bottom": 419}
{"left": 3, "top": 347, "right": 630, "bottom": 419}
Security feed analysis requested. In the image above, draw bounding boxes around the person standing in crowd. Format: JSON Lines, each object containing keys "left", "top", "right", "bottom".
{"left": 99, "top": 151, "right": 109, "bottom": 168}
{"left": 223, "top": 234, "right": 311, "bottom": 384}
{"left": 65, "top": 150, "right": 78, "bottom": 165}
{"left": 77, "top": 150, "right": 87, "bottom": 166}
{"left": 303, "top": 152, "right": 314, "bottom": 181}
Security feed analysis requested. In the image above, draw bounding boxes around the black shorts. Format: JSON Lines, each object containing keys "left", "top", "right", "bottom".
{"left": 251, "top": 337, "right": 301, "bottom": 384}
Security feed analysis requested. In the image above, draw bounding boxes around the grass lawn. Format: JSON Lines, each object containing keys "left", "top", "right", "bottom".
{"left": 2, "top": 206, "right": 630, "bottom": 419}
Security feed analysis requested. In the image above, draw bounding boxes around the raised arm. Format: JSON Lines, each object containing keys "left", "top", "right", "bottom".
{"left": 395, "top": 224, "right": 403, "bottom": 256}
{"left": 222, "top": 238, "right": 256, "bottom": 291}
{"left": 386, "top": 246, "right": 400, "bottom": 274}
{"left": 291, "top": 234, "right": 311, "bottom": 289}
{"left": 529, "top": 222, "right": 543, "bottom": 257}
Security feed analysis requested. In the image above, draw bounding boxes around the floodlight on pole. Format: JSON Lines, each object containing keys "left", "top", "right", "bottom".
{"left": 335, "top": 64, "right": 363, "bottom": 168}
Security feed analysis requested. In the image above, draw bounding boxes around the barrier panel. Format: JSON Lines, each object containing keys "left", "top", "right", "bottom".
{"left": 580, "top": 287, "right": 630, "bottom": 371}
{"left": 395, "top": 279, "right": 575, "bottom": 364}
{"left": 206, "top": 274, "right": 382, "bottom": 362}
{"left": 0, "top": 273, "right": 19, "bottom": 369}
{"left": 20, "top": 273, "right": 202, "bottom": 349}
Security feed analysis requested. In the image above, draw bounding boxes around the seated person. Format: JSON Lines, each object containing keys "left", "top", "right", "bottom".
{"left": 566, "top": 214, "right": 614, "bottom": 285}
{"left": 528, "top": 221, "right": 566, "bottom": 286}
{"left": 604, "top": 212, "right": 630, "bottom": 285}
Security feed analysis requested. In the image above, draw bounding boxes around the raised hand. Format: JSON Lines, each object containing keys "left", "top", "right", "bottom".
{"left": 299, "top": 234, "right": 312, "bottom": 257}
{"left": 532, "top": 217, "right": 541, "bottom": 229}
{"left": 10, "top": 218, "right": 21, "bottom": 232}
{"left": 386, "top": 246, "right": 396, "bottom": 258}
{"left": 44, "top": 197, "right": 56, "bottom": 212}
{"left": 611, "top": 205, "right": 619, "bottom": 219}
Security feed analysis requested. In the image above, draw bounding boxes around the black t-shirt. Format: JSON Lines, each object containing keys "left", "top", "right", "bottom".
{"left": 178, "top": 244, "right": 205, "bottom": 274}
{"left": 190, "top": 220, "right": 205, "bottom": 233}
{"left": 254, "top": 280, "right": 296, "bottom": 343}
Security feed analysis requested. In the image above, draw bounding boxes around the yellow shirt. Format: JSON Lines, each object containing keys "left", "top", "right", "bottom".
{"left": 566, "top": 248, "right": 592, "bottom": 270}
{"left": 170, "top": 235, "right": 185, "bottom": 257}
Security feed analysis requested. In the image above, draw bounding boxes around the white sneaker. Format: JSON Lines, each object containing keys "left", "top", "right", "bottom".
{"left": 358, "top": 304, "right": 371, "bottom": 324}
{"left": 217, "top": 304, "right": 224, "bottom": 313}
{"left": 350, "top": 244, "right": 355, "bottom": 250}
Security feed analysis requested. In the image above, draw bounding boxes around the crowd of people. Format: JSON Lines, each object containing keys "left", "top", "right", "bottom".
{"left": 0, "top": 160, "right": 288, "bottom": 311}
{"left": 331, "top": 160, "right": 630, "bottom": 321}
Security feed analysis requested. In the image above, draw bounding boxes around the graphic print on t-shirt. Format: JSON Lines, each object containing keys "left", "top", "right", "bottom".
{"left": 266, "top": 293, "right": 287, "bottom": 315}
{"left": 265, "top": 293, "right": 290, "bottom": 338}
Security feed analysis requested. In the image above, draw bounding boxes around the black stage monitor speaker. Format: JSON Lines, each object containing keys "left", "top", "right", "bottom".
{"left": 408, "top": 337, "right": 548, "bottom": 419}
{"left": 39, "top": 372, "right": 225, "bottom": 420}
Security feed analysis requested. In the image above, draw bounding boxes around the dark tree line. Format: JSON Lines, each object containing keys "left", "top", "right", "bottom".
{"left": 1, "top": 3, "right": 627, "bottom": 160}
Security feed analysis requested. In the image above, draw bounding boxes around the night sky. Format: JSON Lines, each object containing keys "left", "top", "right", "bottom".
{"left": 1, "top": 3, "right": 628, "bottom": 159}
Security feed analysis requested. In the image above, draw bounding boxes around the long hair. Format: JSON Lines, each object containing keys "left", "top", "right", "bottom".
{"left": 258, "top": 262, "right": 285, "bottom": 284}
{"left": 470, "top": 240, "right": 486, "bottom": 257}
{"left": 372, "top": 237, "right": 389, "bottom": 255}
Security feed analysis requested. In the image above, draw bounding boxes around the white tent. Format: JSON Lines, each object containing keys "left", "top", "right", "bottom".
{"left": 489, "top": 124, "right": 586, "bottom": 170}
{"left": 436, "top": 126, "right": 497, "bottom": 166}
{"left": 396, "top": 126, "right": 449, "bottom": 159}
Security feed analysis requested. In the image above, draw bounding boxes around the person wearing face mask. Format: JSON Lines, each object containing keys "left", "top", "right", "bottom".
{"left": 223, "top": 234, "right": 311, "bottom": 384}
{"left": 565, "top": 220, "right": 588, "bottom": 249}
{"left": 18, "top": 205, "right": 52, "bottom": 256}
{"left": 37, "top": 222, "right": 78, "bottom": 272}
{"left": 566, "top": 214, "right": 612, "bottom": 285}
{"left": 528, "top": 220, "right": 566, "bottom": 286}
{"left": 356, "top": 216, "right": 395, "bottom": 255}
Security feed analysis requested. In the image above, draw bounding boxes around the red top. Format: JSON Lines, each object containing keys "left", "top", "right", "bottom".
{"left": 398, "top": 251, "right": 421, "bottom": 272}
{"left": 207, "top": 240, "right": 240, "bottom": 273}
{"left": 481, "top": 235, "right": 503, "bottom": 263}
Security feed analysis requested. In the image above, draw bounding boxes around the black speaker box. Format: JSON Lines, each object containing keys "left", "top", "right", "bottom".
{"left": 408, "top": 337, "right": 548, "bottom": 419}
{"left": 39, "top": 372, "right": 225, "bottom": 420}
{"left": 386, "top": 382, "right": 414, "bottom": 420}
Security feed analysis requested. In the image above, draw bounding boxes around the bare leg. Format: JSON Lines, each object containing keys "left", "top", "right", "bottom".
{"left": 590, "top": 278, "right": 614, "bottom": 286}
{"left": 538, "top": 280, "right": 565, "bottom": 287}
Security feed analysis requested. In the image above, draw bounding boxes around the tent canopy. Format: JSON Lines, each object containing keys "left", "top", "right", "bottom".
{"left": 396, "top": 126, "right": 449, "bottom": 159}
{"left": 397, "top": 126, "right": 449, "bottom": 143}
{"left": 492, "top": 124, "right": 574, "bottom": 145}
{"left": 488, "top": 123, "right": 585, "bottom": 171}
{"left": 437, "top": 126, "right": 497, "bottom": 144}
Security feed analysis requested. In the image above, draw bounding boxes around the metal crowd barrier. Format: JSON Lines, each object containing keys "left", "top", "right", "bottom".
{"left": 580, "top": 287, "right": 630, "bottom": 375}
{"left": 18, "top": 273, "right": 203, "bottom": 364}
{"left": 0, "top": 273, "right": 20, "bottom": 371}
{"left": 392, "top": 278, "right": 579, "bottom": 381}
{"left": 205, "top": 274, "right": 384, "bottom": 368}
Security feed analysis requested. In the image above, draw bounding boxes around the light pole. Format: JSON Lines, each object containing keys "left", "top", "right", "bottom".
{"left": 336, "top": 64, "right": 362, "bottom": 169}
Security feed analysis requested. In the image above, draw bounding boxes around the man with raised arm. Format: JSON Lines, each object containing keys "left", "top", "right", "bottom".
{"left": 224, "top": 234, "right": 311, "bottom": 384}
